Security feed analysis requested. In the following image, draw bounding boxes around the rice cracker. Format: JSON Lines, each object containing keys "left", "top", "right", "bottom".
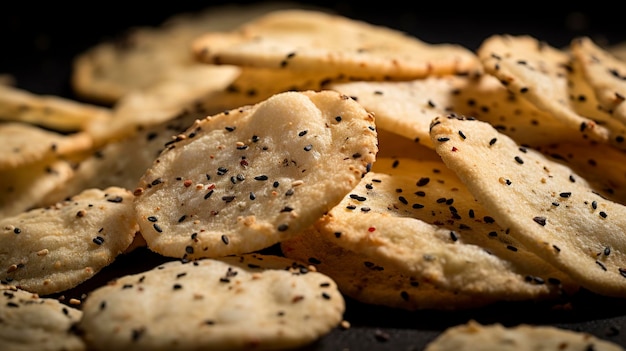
{"left": 423, "top": 319, "right": 624, "bottom": 351}
{"left": 133, "top": 90, "right": 377, "bottom": 259}
{"left": 77, "top": 254, "right": 345, "bottom": 351}
{"left": 192, "top": 9, "right": 482, "bottom": 81}
{"left": 284, "top": 157, "right": 577, "bottom": 303}
{"left": 0, "top": 187, "right": 138, "bottom": 295}
{"left": 0, "top": 284, "right": 85, "bottom": 351}
{"left": 430, "top": 114, "right": 626, "bottom": 297}
{"left": 570, "top": 37, "right": 626, "bottom": 128}
{"left": 477, "top": 34, "right": 612, "bottom": 144}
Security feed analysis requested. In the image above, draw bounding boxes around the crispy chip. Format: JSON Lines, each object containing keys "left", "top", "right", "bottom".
{"left": 292, "top": 157, "right": 577, "bottom": 302}
{"left": 0, "top": 187, "right": 138, "bottom": 295}
{"left": 330, "top": 74, "right": 582, "bottom": 149}
{"left": 85, "top": 65, "right": 240, "bottom": 147}
{"left": 0, "top": 285, "right": 85, "bottom": 351}
{"left": 0, "top": 122, "right": 92, "bottom": 171}
{"left": 282, "top": 226, "right": 494, "bottom": 310}
{"left": 71, "top": 2, "right": 304, "bottom": 104}
{"left": 0, "top": 85, "right": 112, "bottom": 133}
{"left": 430, "top": 114, "right": 626, "bottom": 297}
{"left": 192, "top": 9, "right": 482, "bottom": 80}
{"left": 477, "top": 34, "right": 611, "bottom": 143}
{"left": 133, "top": 90, "right": 377, "bottom": 259}
{"left": 424, "top": 320, "right": 624, "bottom": 351}
{"left": 570, "top": 37, "right": 626, "bottom": 129}
{"left": 0, "top": 159, "right": 74, "bottom": 219}
{"left": 77, "top": 254, "right": 345, "bottom": 351}
{"left": 38, "top": 105, "right": 211, "bottom": 207}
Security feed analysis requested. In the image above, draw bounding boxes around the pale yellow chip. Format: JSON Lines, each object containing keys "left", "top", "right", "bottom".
{"left": 133, "top": 90, "right": 377, "bottom": 260}
{"left": 0, "top": 122, "right": 93, "bottom": 171}
{"left": 570, "top": 37, "right": 626, "bottom": 129}
{"left": 0, "top": 85, "right": 112, "bottom": 133}
{"left": 299, "top": 157, "right": 577, "bottom": 302}
{"left": 424, "top": 320, "right": 624, "bottom": 351}
{"left": 77, "top": 254, "right": 345, "bottom": 351}
{"left": 192, "top": 9, "right": 482, "bottom": 80}
{"left": 330, "top": 74, "right": 582, "bottom": 149}
{"left": 71, "top": 2, "right": 304, "bottom": 104}
{"left": 0, "top": 159, "right": 74, "bottom": 219}
{"left": 0, "top": 285, "right": 85, "bottom": 351}
{"left": 282, "top": 226, "right": 493, "bottom": 310}
{"left": 430, "top": 114, "right": 626, "bottom": 298}
{"left": 477, "top": 34, "right": 611, "bottom": 143}
{"left": 0, "top": 186, "right": 138, "bottom": 295}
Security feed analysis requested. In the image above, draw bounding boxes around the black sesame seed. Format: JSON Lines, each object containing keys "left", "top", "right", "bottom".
{"left": 204, "top": 190, "right": 214, "bottom": 199}
{"left": 153, "top": 223, "right": 163, "bottom": 233}
{"left": 514, "top": 156, "right": 524, "bottom": 164}
{"left": 489, "top": 138, "right": 497, "bottom": 145}
{"left": 13, "top": 228, "right": 21, "bottom": 234}
{"left": 185, "top": 246, "right": 194, "bottom": 254}
{"left": 458, "top": 130, "right": 466, "bottom": 139}
{"left": 559, "top": 192, "right": 572, "bottom": 198}
{"left": 533, "top": 217, "right": 547, "bottom": 226}
{"left": 277, "top": 224, "right": 289, "bottom": 232}
{"left": 92, "top": 236, "right": 105, "bottom": 245}
{"left": 254, "top": 175, "right": 268, "bottom": 181}
{"left": 416, "top": 177, "right": 430, "bottom": 186}
{"left": 600, "top": 211, "right": 608, "bottom": 218}
{"left": 147, "top": 216, "right": 158, "bottom": 222}
{"left": 298, "top": 130, "right": 308, "bottom": 137}
{"left": 221, "top": 235, "right": 229, "bottom": 245}
{"left": 437, "top": 137, "right": 450, "bottom": 142}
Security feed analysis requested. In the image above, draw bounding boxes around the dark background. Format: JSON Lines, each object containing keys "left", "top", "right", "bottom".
{"left": 2, "top": 1, "right": 625, "bottom": 350}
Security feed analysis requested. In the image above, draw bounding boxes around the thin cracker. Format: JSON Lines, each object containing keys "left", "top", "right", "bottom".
{"left": 430, "top": 114, "right": 626, "bottom": 297}
{"left": 133, "top": 90, "right": 377, "bottom": 259}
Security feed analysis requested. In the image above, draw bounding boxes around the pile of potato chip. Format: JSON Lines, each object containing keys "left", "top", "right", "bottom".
{"left": 2, "top": 2, "right": 626, "bottom": 350}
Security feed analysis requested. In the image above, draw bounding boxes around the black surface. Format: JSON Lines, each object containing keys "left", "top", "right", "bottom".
{"left": 3, "top": 2, "right": 626, "bottom": 349}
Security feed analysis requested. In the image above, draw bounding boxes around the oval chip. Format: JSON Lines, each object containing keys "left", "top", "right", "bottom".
{"left": 133, "top": 90, "right": 377, "bottom": 260}
{"left": 0, "top": 284, "right": 85, "bottom": 351}
{"left": 430, "top": 114, "right": 626, "bottom": 298}
{"left": 77, "top": 254, "right": 345, "bottom": 351}
{"left": 0, "top": 186, "right": 138, "bottom": 295}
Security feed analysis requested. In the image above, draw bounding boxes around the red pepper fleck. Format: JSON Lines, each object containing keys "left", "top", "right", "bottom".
{"left": 451, "top": 146, "right": 458, "bottom": 152}
{"left": 368, "top": 227, "right": 376, "bottom": 232}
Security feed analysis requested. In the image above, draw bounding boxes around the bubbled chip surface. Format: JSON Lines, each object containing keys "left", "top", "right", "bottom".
{"left": 77, "top": 254, "right": 345, "bottom": 351}
{"left": 133, "top": 90, "right": 378, "bottom": 259}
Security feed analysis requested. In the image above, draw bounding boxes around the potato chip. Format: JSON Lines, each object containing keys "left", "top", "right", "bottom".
{"left": 0, "top": 284, "right": 85, "bottom": 351}
{"left": 77, "top": 254, "right": 345, "bottom": 351}
{"left": 0, "top": 159, "right": 74, "bottom": 219}
{"left": 477, "top": 34, "right": 611, "bottom": 144}
{"left": 282, "top": 226, "right": 495, "bottom": 310}
{"left": 0, "top": 85, "right": 112, "bottom": 133}
{"left": 192, "top": 9, "right": 482, "bottom": 80}
{"left": 293, "top": 157, "right": 577, "bottom": 302}
{"left": 0, "top": 187, "right": 138, "bottom": 295}
{"left": 133, "top": 90, "right": 377, "bottom": 260}
{"left": 71, "top": 2, "right": 304, "bottom": 104}
{"left": 423, "top": 319, "right": 624, "bottom": 351}
{"left": 430, "top": 114, "right": 626, "bottom": 298}
{"left": 570, "top": 37, "right": 626, "bottom": 129}
{"left": 0, "top": 122, "right": 92, "bottom": 171}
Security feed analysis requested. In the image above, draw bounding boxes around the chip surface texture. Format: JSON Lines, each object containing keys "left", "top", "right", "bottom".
{"left": 133, "top": 90, "right": 377, "bottom": 259}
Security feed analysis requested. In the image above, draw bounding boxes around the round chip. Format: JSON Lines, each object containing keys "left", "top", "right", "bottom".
{"left": 0, "top": 285, "right": 85, "bottom": 351}
{"left": 0, "top": 186, "right": 138, "bottom": 295}
{"left": 430, "top": 114, "right": 626, "bottom": 298}
{"left": 292, "top": 157, "right": 578, "bottom": 302}
{"left": 77, "top": 254, "right": 345, "bottom": 351}
{"left": 424, "top": 320, "right": 624, "bottom": 351}
{"left": 133, "top": 90, "right": 377, "bottom": 260}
